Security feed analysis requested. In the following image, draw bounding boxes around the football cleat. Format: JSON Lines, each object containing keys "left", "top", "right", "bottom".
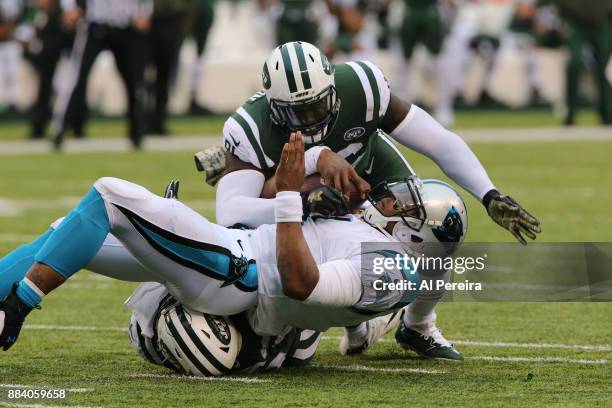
{"left": 395, "top": 322, "right": 463, "bottom": 360}
{"left": 339, "top": 310, "right": 402, "bottom": 356}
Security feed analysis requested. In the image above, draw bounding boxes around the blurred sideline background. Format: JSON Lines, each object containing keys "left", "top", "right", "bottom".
{"left": 0, "top": 0, "right": 610, "bottom": 144}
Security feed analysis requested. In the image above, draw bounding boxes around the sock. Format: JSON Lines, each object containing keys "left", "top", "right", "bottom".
{"left": 0, "top": 229, "right": 53, "bottom": 299}
{"left": 403, "top": 300, "right": 437, "bottom": 335}
{"left": 345, "top": 323, "right": 368, "bottom": 348}
{"left": 404, "top": 266, "right": 450, "bottom": 334}
{"left": 34, "top": 187, "right": 110, "bottom": 279}
{"left": 15, "top": 278, "right": 45, "bottom": 309}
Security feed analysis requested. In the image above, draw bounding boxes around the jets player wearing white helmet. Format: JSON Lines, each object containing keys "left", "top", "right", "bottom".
{"left": 214, "top": 41, "right": 540, "bottom": 249}
{"left": 197, "top": 39, "right": 538, "bottom": 363}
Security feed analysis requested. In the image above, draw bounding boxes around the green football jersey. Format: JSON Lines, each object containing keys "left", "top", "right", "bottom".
{"left": 223, "top": 61, "right": 393, "bottom": 177}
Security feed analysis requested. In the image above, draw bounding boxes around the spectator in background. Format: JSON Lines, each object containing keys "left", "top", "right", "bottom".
{"left": 0, "top": 0, "right": 23, "bottom": 114}
{"left": 189, "top": 0, "right": 215, "bottom": 115}
{"left": 147, "top": 0, "right": 193, "bottom": 135}
{"left": 50, "top": 0, "right": 152, "bottom": 149}
{"left": 541, "top": 0, "right": 612, "bottom": 125}
{"left": 27, "top": 0, "right": 75, "bottom": 139}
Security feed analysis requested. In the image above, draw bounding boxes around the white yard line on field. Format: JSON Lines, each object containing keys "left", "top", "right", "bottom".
{"left": 19, "top": 326, "right": 612, "bottom": 357}
{"left": 24, "top": 324, "right": 127, "bottom": 332}
{"left": 453, "top": 340, "right": 612, "bottom": 352}
{"left": 0, "top": 384, "right": 94, "bottom": 393}
{"left": 311, "top": 364, "right": 445, "bottom": 374}
{"left": 0, "top": 127, "right": 611, "bottom": 156}
{"left": 0, "top": 197, "right": 80, "bottom": 217}
{"left": 0, "top": 403, "right": 98, "bottom": 408}
{"left": 0, "top": 234, "right": 38, "bottom": 243}
{"left": 468, "top": 356, "right": 608, "bottom": 364}
{"left": 129, "top": 374, "right": 269, "bottom": 383}
{"left": 320, "top": 336, "right": 612, "bottom": 352}
{"left": 0, "top": 197, "right": 215, "bottom": 218}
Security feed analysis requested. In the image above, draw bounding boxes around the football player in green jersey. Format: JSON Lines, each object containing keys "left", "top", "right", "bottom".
{"left": 209, "top": 41, "right": 541, "bottom": 359}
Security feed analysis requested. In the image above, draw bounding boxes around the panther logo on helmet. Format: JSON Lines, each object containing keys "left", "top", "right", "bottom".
{"left": 432, "top": 207, "right": 464, "bottom": 243}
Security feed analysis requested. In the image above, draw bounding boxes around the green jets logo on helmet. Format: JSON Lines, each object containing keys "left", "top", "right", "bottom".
{"left": 262, "top": 62, "right": 271, "bottom": 90}
{"left": 320, "top": 51, "right": 333, "bottom": 76}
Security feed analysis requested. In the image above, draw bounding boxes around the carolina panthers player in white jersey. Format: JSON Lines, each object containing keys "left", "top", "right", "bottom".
{"left": 0, "top": 134, "right": 464, "bottom": 366}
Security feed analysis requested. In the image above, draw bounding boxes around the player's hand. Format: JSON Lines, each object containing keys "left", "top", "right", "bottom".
{"left": 317, "top": 150, "right": 370, "bottom": 199}
{"left": 487, "top": 195, "right": 542, "bottom": 245}
{"left": 0, "top": 286, "right": 34, "bottom": 351}
{"left": 194, "top": 146, "right": 226, "bottom": 187}
{"left": 275, "top": 132, "right": 305, "bottom": 192}
{"left": 163, "top": 180, "right": 180, "bottom": 199}
{"left": 302, "top": 186, "right": 350, "bottom": 219}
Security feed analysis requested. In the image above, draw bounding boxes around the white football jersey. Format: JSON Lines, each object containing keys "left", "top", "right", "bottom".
{"left": 246, "top": 216, "right": 418, "bottom": 336}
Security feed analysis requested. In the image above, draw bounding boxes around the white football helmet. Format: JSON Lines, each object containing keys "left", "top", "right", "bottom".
{"left": 263, "top": 41, "right": 340, "bottom": 145}
{"left": 363, "top": 177, "right": 468, "bottom": 257}
{"left": 156, "top": 302, "right": 242, "bottom": 377}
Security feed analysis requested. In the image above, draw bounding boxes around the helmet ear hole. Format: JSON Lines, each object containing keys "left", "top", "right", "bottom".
{"left": 411, "top": 235, "right": 423, "bottom": 243}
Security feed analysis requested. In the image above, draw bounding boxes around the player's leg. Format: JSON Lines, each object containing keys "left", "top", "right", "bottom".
{"left": 92, "top": 177, "right": 258, "bottom": 315}
{"left": 396, "top": 10, "right": 420, "bottom": 102}
{"left": 564, "top": 22, "right": 585, "bottom": 126}
{"left": 395, "top": 266, "right": 463, "bottom": 360}
{"left": 1, "top": 177, "right": 258, "bottom": 350}
{"left": 589, "top": 23, "right": 612, "bottom": 125}
{"left": 50, "top": 23, "right": 104, "bottom": 147}
{"left": 110, "top": 29, "right": 147, "bottom": 148}
{"left": 0, "top": 230, "right": 54, "bottom": 299}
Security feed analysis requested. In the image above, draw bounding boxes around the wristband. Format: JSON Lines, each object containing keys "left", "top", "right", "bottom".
{"left": 275, "top": 191, "right": 303, "bottom": 223}
{"left": 304, "top": 146, "right": 331, "bottom": 176}
{"left": 482, "top": 189, "right": 501, "bottom": 209}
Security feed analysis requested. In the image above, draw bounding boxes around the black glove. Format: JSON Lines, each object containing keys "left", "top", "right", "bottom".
{"left": 302, "top": 186, "right": 350, "bottom": 220}
{"left": 0, "top": 285, "right": 35, "bottom": 351}
{"left": 483, "top": 190, "right": 542, "bottom": 245}
{"left": 163, "top": 180, "right": 180, "bottom": 199}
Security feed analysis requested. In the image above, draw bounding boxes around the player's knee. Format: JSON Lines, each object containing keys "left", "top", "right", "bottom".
{"left": 93, "top": 177, "right": 151, "bottom": 202}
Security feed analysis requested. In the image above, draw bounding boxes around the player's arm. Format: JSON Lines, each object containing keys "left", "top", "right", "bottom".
{"left": 380, "top": 95, "right": 541, "bottom": 244}
{"left": 216, "top": 116, "right": 362, "bottom": 226}
{"left": 215, "top": 154, "right": 275, "bottom": 227}
{"left": 274, "top": 133, "right": 319, "bottom": 300}
{"left": 274, "top": 133, "right": 362, "bottom": 303}
{"left": 215, "top": 115, "right": 282, "bottom": 227}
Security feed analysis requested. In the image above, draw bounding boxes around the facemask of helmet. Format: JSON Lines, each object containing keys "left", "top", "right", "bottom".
{"left": 269, "top": 86, "right": 340, "bottom": 145}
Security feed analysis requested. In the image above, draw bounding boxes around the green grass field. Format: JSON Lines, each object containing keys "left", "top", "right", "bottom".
{"left": 0, "top": 117, "right": 611, "bottom": 407}
{"left": 0, "top": 108, "right": 602, "bottom": 141}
